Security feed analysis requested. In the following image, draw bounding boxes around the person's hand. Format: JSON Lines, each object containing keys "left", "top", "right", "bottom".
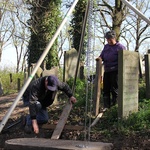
{"left": 69, "top": 96, "right": 76, "bottom": 104}
{"left": 95, "top": 57, "right": 101, "bottom": 61}
{"left": 32, "top": 119, "right": 39, "bottom": 134}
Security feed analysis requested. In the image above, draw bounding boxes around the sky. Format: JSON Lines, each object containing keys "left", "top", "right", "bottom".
{"left": 0, "top": 46, "right": 17, "bottom": 70}
{"left": 1, "top": 0, "right": 150, "bottom": 71}
{"left": 0, "top": 0, "right": 74, "bottom": 70}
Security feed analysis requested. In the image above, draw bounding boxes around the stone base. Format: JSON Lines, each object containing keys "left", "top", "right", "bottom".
{"left": 5, "top": 138, "right": 113, "bottom": 150}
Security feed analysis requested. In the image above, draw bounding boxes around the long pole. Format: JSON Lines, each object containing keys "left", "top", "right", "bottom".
{"left": 121, "top": 0, "right": 150, "bottom": 25}
{"left": 72, "top": 0, "right": 90, "bottom": 94}
{"left": 0, "top": 0, "right": 79, "bottom": 133}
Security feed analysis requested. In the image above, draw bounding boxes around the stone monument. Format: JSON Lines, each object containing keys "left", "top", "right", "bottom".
{"left": 63, "top": 48, "right": 79, "bottom": 81}
{"left": 118, "top": 50, "right": 139, "bottom": 118}
{"left": 144, "top": 50, "right": 150, "bottom": 99}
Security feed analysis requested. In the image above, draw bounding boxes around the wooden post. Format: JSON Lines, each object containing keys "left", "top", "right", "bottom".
{"left": 17, "top": 78, "right": 20, "bottom": 92}
{"left": 0, "top": 77, "right": 3, "bottom": 96}
{"left": 63, "top": 51, "right": 66, "bottom": 82}
{"left": 93, "top": 58, "right": 102, "bottom": 116}
{"left": 9, "top": 73, "right": 13, "bottom": 83}
{"left": 24, "top": 68, "right": 28, "bottom": 84}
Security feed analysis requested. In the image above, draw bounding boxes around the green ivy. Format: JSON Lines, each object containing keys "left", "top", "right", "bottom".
{"left": 67, "top": 78, "right": 87, "bottom": 107}
{"left": 27, "top": 0, "right": 62, "bottom": 69}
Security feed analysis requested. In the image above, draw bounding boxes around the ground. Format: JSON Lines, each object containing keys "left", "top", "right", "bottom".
{"left": 0, "top": 93, "right": 150, "bottom": 150}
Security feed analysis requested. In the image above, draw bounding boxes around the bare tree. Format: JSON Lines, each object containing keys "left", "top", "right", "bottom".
{"left": 97, "top": 0, "right": 126, "bottom": 40}
{"left": 0, "top": 0, "right": 30, "bottom": 72}
{"left": 0, "top": 1, "right": 15, "bottom": 62}
{"left": 122, "top": 0, "right": 150, "bottom": 52}
{"left": 57, "top": 24, "right": 72, "bottom": 66}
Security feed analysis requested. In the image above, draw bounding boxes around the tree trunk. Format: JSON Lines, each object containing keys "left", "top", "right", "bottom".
{"left": 112, "top": 0, "right": 125, "bottom": 40}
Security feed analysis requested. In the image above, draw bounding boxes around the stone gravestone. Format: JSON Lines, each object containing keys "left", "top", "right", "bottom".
{"left": 42, "top": 66, "right": 59, "bottom": 77}
{"left": 118, "top": 50, "right": 139, "bottom": 118}
{"left": 42, "top": 66, "right": 59, "bottom": 105}
{"left": 144, "top": 50, "right": 150, "bottom": 99}
{"left": 63, "top": 48, "right": 79, "bottom": 81}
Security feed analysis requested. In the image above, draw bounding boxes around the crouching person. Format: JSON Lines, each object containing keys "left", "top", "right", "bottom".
{"left": 22, "top": 75, "right": 76, "bottom": 134}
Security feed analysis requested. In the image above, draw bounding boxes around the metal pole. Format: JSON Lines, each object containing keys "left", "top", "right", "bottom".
{"left": 72, "top": 0, "right": 90, "bottom": 94}
{"left": 121, "top": 0, "right": 150, "bottom": 25}
{"left": 0, "top": 0, "right": 79, "bottom": 133}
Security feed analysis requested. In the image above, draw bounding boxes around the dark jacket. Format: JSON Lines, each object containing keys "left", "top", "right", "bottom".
{"left": 24, "top": 76, "right": 73, "bottom": 120}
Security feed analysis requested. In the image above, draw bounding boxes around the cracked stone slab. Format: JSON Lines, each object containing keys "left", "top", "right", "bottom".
{"left": 5, "top": 138, "right": 113, "bottom": 150}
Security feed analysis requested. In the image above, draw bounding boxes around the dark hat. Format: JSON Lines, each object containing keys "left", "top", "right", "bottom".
{"left": 105, "top": 30, "right": 116, "bottom": 39}
{"left": 47, "top": 75, "right": 59, "bottom": 91}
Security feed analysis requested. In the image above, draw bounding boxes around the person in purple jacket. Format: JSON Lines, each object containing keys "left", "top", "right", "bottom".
{"left": 99, "top": 30, "right": 126, "bottom": 110}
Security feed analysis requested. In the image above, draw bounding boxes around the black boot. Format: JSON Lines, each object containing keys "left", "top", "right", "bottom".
{"left": 103, "top": 96, "right": 111, "bottom": 109}
{"left": 111, "top": 97, "right": 117, "bottom": 106}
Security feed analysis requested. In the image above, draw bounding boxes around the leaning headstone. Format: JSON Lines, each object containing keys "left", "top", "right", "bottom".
{"left": 30, "top": 63, "right": 43, "bottom": 79}
{"left": 63, "top": 48, "right": 79, "bottom": 81}
{"left": 42, "top": 66, "right": 59, "bottom": 105}
{"left": 144, "top": 51, "right": 150, "bottom": 99}
{"left": 36, "top": 67, "right": 43, "bottom": 78}
{"left": 42, "top": 66, "right": 59, "bottom": 77}
{"left": 118, "top": 50, "right": 139, "bottom": 118}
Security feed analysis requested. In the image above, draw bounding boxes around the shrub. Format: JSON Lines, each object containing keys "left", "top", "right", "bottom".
{"left": 67, "top": 78, "right": 87, "bottom": 107}
{"left": 139, "top": 79, "right": 146, "bottom": 101}
{"left": 96, "top": 99, "right": 150, "bottom": 137}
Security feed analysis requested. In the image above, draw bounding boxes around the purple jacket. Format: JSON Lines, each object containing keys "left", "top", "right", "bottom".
{"left": 100, "top": 42, "right": 126, "bottom": 72}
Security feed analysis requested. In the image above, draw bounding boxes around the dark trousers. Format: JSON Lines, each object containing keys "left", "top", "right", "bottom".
{"left": 103, "top": 71, "right": 118, "bottom": 108}
{"left": 26, "top": 108, "right": 49, "bottom": 126}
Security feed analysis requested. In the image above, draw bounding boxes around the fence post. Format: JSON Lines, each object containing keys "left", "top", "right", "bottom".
{"left": 93, "top": 58, "right": 102, "bottom": 116}
{"left": 17, "top": 78, "right": 20, "bottom": 92}
{"left": 9, "top": 73, "right": 13, "bottom": 83}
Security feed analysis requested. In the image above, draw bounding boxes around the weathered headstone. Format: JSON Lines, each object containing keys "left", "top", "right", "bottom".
{"left": 42, "top": 66, "right": 59, "bottom": 77}
{"left": 144, "top": 51, "right": 150, "bottom": 99}
{"left": 42, "top": 66, "right": 59, "bottom": 105}
{"left": 30, "top": 63, "right": 43, "bottom": 78}
{"left": 118, "top": 50, "right": 139, "bottom": 118}
{"left": 63, "top": 48, "right": 79, "bottom": 81}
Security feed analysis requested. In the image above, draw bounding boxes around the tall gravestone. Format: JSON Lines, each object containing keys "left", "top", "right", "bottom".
{"left": 118, "top": 50, "right": 139, "bottom": 118}
{"left": 63, "top": 48, "right": 79, "bottom": 81}
{"left": 144, "top": 50, "right": 150, "bottom": 99}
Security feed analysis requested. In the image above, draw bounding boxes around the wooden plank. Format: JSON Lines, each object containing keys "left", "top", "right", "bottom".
{"left": 41, "top": 124, "right": 84, "bottom": 131}
{"left": 51, "top": 102, "right": 72, "bottom": 139}
{"left": 89, "top": 112, "right": 104, "bottom": 128}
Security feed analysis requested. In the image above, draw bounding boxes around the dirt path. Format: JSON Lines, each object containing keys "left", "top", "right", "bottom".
{"left": 0, "top": 93, "right": 31, "bottom": 149}
{"left": 0, "top": 93, "right": 28, "bottom": 122}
